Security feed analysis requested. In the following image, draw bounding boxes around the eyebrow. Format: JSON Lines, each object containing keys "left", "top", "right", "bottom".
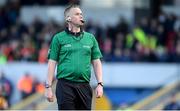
{"left": 75, "top": 12, "right": 82, "bottom": 15}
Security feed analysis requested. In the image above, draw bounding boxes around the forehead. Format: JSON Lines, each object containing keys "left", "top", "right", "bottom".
{"left": 69, "top": 7, "right": 82, "bottom": 14}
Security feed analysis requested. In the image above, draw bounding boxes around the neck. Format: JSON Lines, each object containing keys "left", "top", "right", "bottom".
{"left": 68, "top": 24, "right": 81, "bottom": 33}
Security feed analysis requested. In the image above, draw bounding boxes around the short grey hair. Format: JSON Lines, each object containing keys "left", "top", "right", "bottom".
{"left": 64, "top": 4, "right": 80, "bottom": 18}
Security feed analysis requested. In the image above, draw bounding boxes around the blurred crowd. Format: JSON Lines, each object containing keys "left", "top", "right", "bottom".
{"left": 0, "top": 71, "right": 45, "bottom": 110}
{"left": 100, "top": 14, "right": 180, "bottom": 63}
{"left": 0, "top": 1, "right": 180, "bottom": 64}
{"left": 17, "top": 72, "right": 45, "bottom": 99}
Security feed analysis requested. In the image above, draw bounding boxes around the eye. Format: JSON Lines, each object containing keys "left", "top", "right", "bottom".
{"left": 75, "top": 13, "right": 82, "bottom": 16}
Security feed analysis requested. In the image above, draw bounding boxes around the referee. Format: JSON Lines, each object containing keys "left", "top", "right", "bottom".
{"left": 45, "top": 4, "right": 103, "bottom": 110}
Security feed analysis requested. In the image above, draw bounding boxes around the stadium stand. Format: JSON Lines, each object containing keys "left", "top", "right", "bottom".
{"left": 0, "top": 0, "right": 179, "bottom": 110}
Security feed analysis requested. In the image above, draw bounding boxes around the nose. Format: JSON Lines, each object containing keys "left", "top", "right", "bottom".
{"left": 80, "top": 15, "right": 83, "bottom": 19}
{"left": 80, "top": 14, "right": 83, "bottom": 18}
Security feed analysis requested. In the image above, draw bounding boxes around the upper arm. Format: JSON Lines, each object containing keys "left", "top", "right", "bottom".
{"left": 91, "top": 35, "right": 103, "bottom": 61}
{"left": 48, "top": 59, "right": 57, "bottom": 64}
{"left": 47, "top": 35, "right": 61, "bottom": 62}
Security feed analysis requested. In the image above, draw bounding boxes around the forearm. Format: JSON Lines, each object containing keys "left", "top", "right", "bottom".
{"left": 92, "top": 59, "right": 103, "bottom": 83}
{"left": 47, "top": 59, "right": 57, "bottom": 85}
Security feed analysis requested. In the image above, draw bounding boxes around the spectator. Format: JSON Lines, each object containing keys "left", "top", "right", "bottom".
{"left": 0, "top": 71, "right": 13, "bottom": 106}
{"left": 173, "top": 39, "right": 180, "bottom": 62}
{"left": 0, "top": 85, "right": 8, "bottom": 110}
{"left": 38, "top": 42, "right": 48, "bottom": 63}
{"left": 112, "top": 48, "right": 123, "bottom": 62}
{"left": 103, "top": 37, "right": 113, "bottom": 62}
{"left": 33, "top": 79, "right": 45, "bottom": 94}
{"left": 0, "top": 53, "right": 7, "bottom": 65}
{"left": 17, "top": 73, "right": 34, "bottom": 99}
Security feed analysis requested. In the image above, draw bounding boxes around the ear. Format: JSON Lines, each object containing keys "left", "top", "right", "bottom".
{"left": 66, "top": 16, "right": 71, "bottom": 22}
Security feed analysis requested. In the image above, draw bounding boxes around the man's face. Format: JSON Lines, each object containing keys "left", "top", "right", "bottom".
{"left": 68, "top": 7, "right": 84, "bottom": 26}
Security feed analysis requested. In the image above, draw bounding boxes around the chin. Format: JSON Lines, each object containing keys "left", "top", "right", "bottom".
{"left": 78, "top": 24, "right": 84, "bottom": 27}
{"left": 80, "top": 24, "right": 84, "bottom": 26}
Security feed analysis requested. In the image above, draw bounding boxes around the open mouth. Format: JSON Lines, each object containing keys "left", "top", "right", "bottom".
{"left": 80, "top": 20, "right": 85, "bottom": 23}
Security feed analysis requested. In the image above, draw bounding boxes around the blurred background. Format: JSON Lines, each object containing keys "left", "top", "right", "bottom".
{"left": 0, "top": 0, "right": 180, "bottom": 110}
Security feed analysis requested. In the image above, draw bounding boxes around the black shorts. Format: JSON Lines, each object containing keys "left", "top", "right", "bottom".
{"left": 56, "top": 78, "right": 93, "bottom": 110}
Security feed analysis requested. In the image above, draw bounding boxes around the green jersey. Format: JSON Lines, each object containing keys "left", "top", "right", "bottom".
{"left": 48, "top": 30, "right": 102, "bottom": 82}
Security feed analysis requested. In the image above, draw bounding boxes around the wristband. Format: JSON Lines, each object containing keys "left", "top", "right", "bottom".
{"left": 45, "top": 83, "right": 52, "bottom": 88}
{"left": 98, "top": 82, "right": 103, "bottom": 87}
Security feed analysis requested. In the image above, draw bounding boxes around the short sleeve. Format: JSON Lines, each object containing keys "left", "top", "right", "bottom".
{"left": 47, "top": 35, "right": 60, "bottom": 61}
{"left": 91, "top": 35, "right": 103, "bottom": 60}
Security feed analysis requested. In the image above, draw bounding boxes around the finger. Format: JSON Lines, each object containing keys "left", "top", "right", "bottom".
{"left": 47, "top": 95, "right": 54, "bottom": 102}
{"left": 96, "top": 91, "right": 100, "bottom": 98}
{"left": 96, "top": 90, "right": 98, "bottom": 97}
{"left": 97, "top": 92, "right": 103, "bottom": 98}
{"left": 49, "top": 98, "right": 54, "bottom": 102}
{"left": 48, "top": 97, "right": 54, "bottom": 102}
{"left": 96, "top": 96, "right": 100, "bottom": 98}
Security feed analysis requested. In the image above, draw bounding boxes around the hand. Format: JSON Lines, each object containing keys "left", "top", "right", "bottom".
{"left": 45, "top": 88, "right": 54, "bottom": 102}
{"left": 95, "top": 84, "right": 103, "bottom": 98}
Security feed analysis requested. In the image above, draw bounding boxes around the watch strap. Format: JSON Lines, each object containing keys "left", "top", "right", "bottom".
{"left": 98, "top": 82, "right": 103, "bottom": 87}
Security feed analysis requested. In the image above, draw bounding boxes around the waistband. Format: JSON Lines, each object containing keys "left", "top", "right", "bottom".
{"left": 58, "top": 78, "right": 89, "bottom": 84}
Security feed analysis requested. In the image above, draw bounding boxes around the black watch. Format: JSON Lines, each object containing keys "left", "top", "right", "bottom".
{"left": 98, "top": 82, "right": 103, "bottom": 87}
{"left": 45, "top": 83, "right": 52, "bottom": 88}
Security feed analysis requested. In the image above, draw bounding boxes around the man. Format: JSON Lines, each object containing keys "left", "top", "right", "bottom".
{"left": 45, "top": 4, "right": 103, "bottom": 110}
